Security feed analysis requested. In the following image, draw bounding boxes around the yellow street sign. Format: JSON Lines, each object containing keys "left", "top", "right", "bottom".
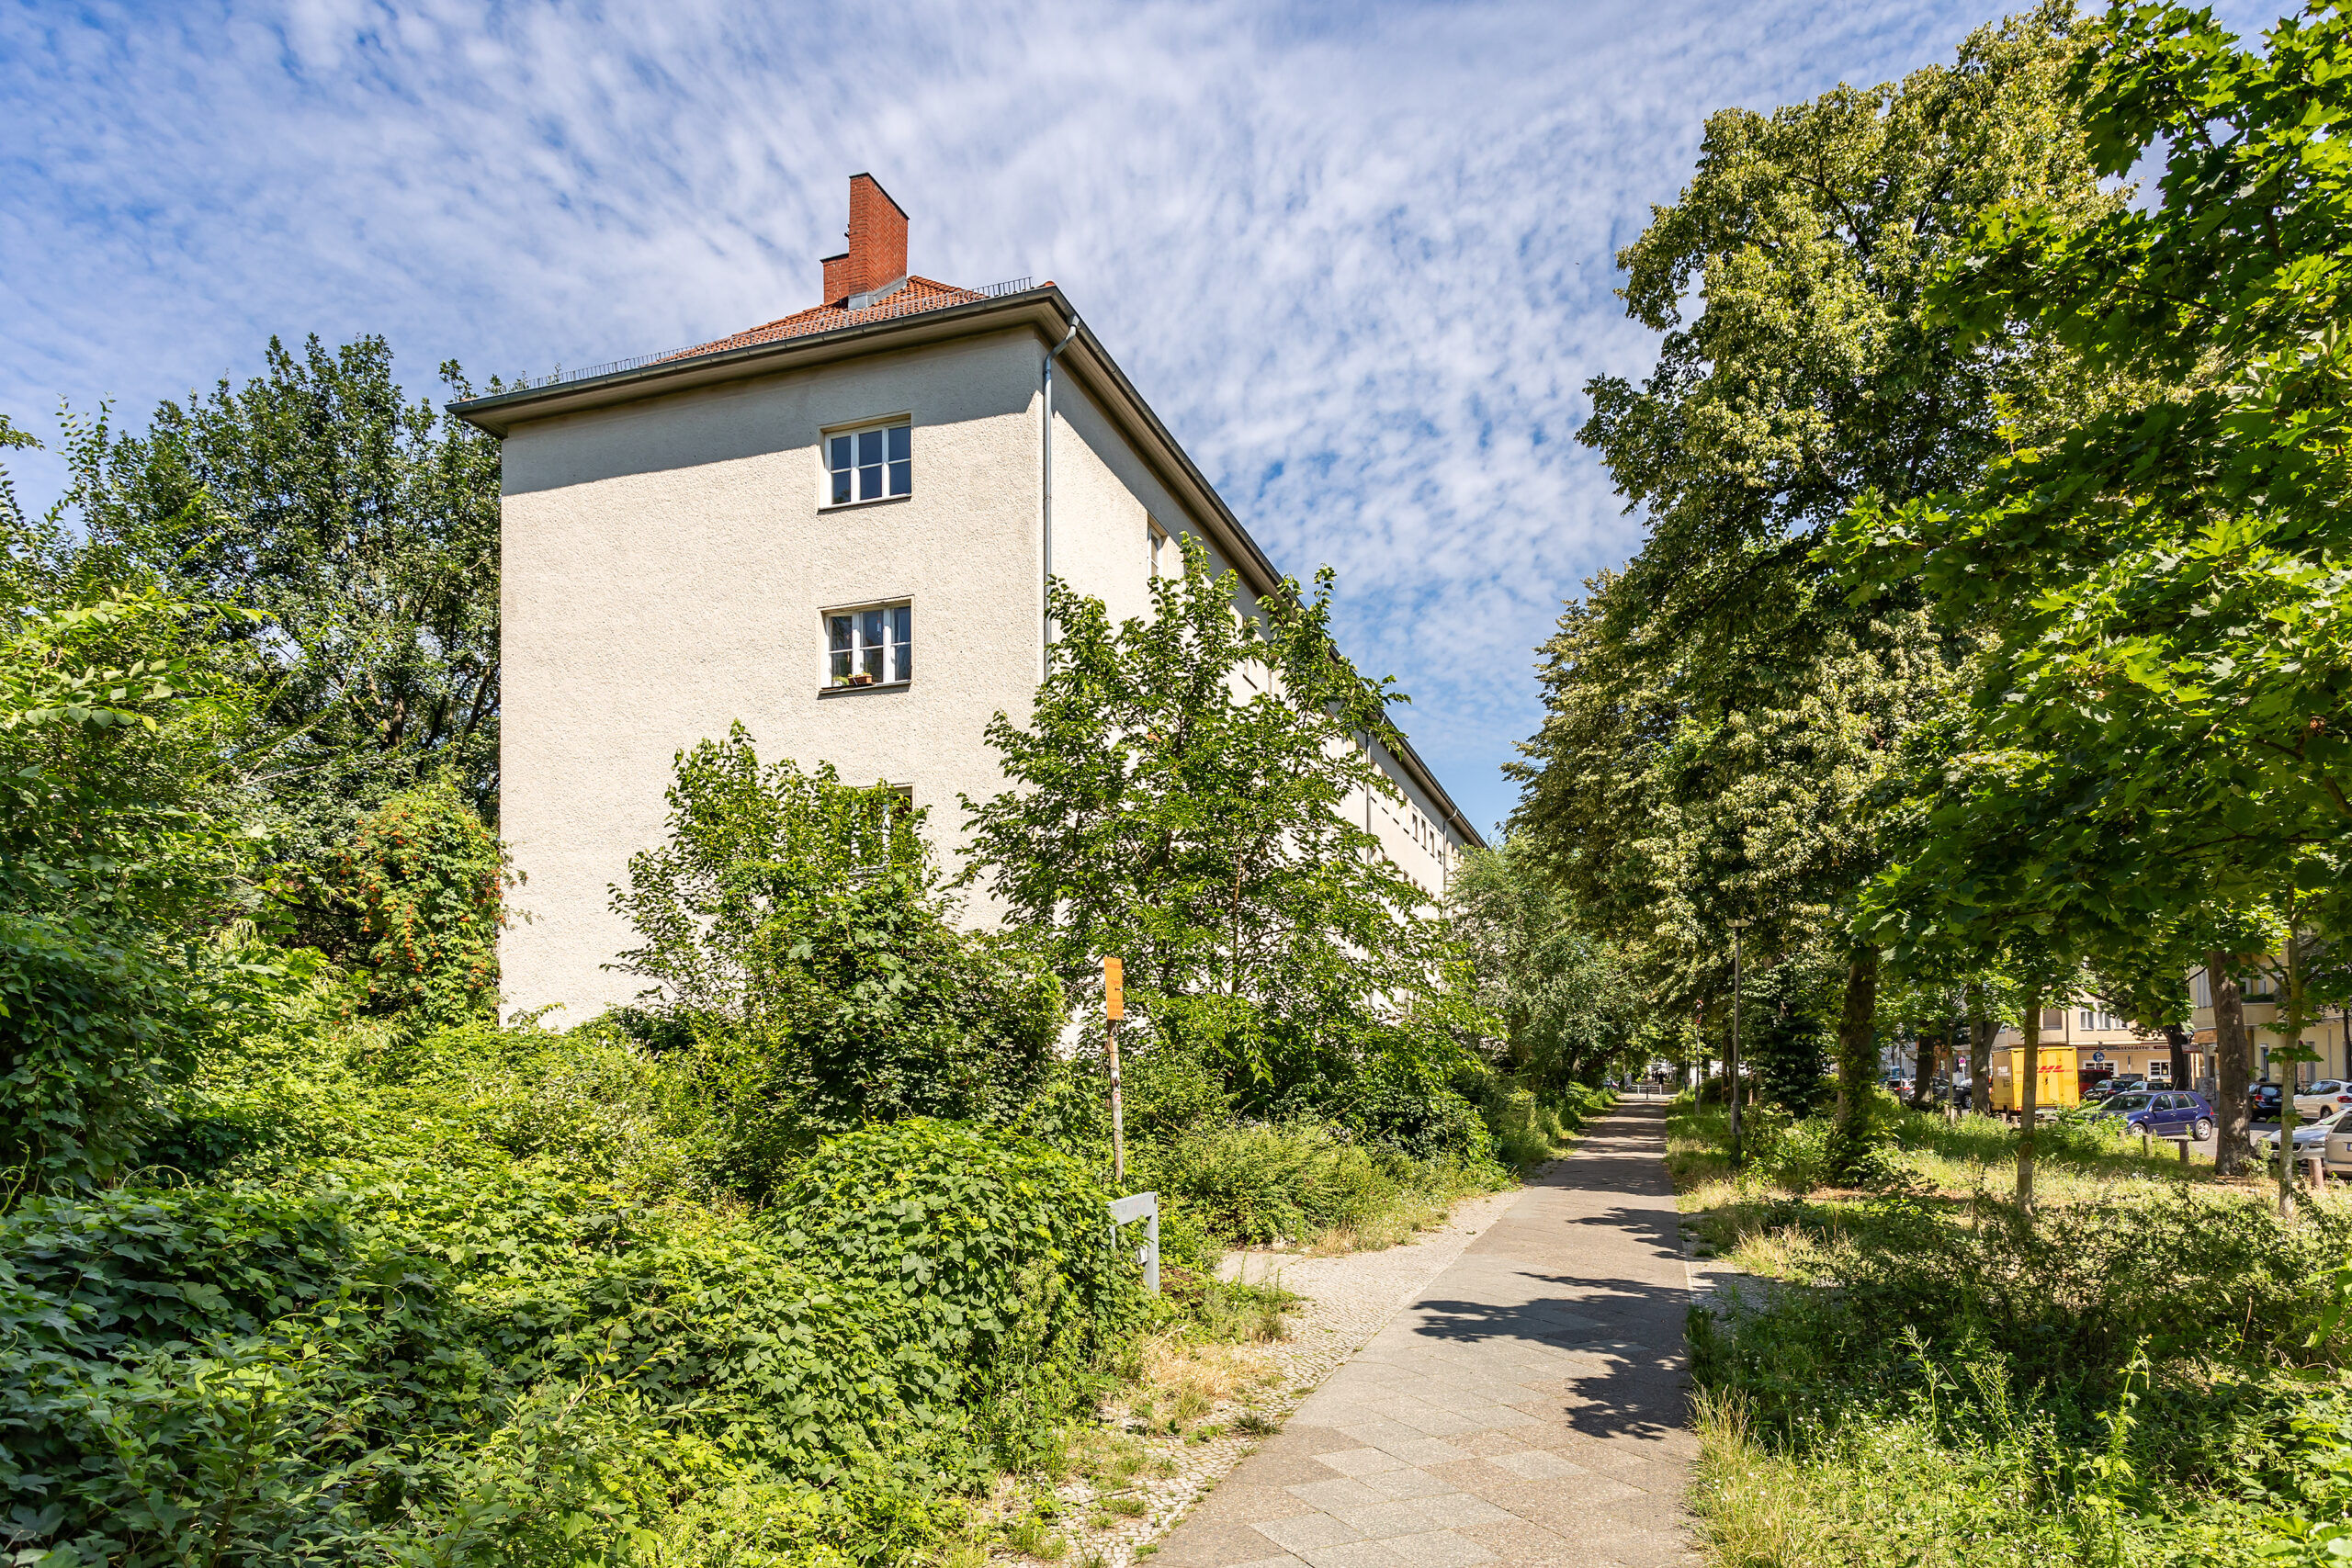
{"left": 1104, "top": 956, "right": 1124, "bottom": 1020}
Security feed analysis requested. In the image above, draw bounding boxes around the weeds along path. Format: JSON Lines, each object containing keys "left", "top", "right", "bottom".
{"left": 1150, "top": 1101, "right": 1696, "bottom": 1568}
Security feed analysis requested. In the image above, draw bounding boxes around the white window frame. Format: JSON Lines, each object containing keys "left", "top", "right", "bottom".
{"left": 824, "top": 600, "right": 913, "bottom": 688}
{"left": 822, "top": 419, "right": 912, "bottom": 507}
{"left": 1149, "top": 519, "right": 1170, "bottom": 577}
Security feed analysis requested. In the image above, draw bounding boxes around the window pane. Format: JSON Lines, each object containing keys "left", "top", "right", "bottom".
{"left": 833, "top": 469, "right": 853, "bottom": 505}
{"left": 893, "top": 605, "right": 911, "bottom": 681}
{"left": 862, "top": 609, "right": 884, "bottom": 648}
{"left": 862, "top": 645, "right": 883, "bottom": 681}
{"left": 888, "top": 458, "right": 910, "bottom": 496}
{"left": 859, "top": 429, "right": 885, "bottom": 466}
{"left": 860, "top": 462, "right": 884, "bottom": 500}
{"left": 829, "top": 615, "right": 853, "bottom": 650}
{"left": 831, "top": 435, "right": 853, "bottom": 468}
{"left": 830, "top": 649, "right": 851, "bottom": 681}
{"left": 888, "top": 425, "right": 910, "bottom": 461}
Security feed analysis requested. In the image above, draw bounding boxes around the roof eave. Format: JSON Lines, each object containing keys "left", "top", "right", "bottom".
{"left": 447, "top": 287, "right": 1487, "bottom": 852}
{"left": 447, "top": 288, "right": 1068, "bottom": 437}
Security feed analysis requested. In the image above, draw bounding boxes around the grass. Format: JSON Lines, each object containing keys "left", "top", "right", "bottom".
{"left": 1671, "top": 1094, "right": 2352, "bottom": 1567}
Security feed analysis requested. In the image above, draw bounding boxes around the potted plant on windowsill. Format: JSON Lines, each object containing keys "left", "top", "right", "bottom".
{"left": 847, "top": 672, "right": 875, "bottom": 687}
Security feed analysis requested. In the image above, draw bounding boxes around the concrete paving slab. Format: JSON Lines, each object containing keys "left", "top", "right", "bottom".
{"left": 1153, "top": 1104, "right": 1698, "bottom": 1566}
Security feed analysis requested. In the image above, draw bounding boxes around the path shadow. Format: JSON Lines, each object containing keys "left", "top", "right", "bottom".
{"left": 1400, "top": 1278, "right": 1696, "bottom": 1442}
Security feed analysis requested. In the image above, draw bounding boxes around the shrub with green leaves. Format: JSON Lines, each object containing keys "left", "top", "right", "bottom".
{"left": 608, "top": 729, "right": 1063, "bottom": 1194}
{"left": 1133, "top": 1121, "right": 1408, "bottom": 1246}
{"left": 0, "top": 1111, "right": 1145, "bottom": 1565}
{"left": 290, "top": 772, "right": 508, "bottom": 1025}
{"left": 773, "top": 1118, "right": 1138, "bottom": 1380}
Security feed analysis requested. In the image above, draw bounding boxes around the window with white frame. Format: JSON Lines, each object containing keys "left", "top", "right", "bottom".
{"left": 826, "top": 422, "right": 911, "bottom": 505}
{"left": 826, "top": 602, "right": 912, "bottom": 687}
{"left": 1149, "top": 519, "right": 1170, "bottom": 577}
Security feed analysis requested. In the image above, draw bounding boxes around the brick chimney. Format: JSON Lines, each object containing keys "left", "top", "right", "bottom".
{"left": 819, "top": 174, "right": 910, "bottom": 305}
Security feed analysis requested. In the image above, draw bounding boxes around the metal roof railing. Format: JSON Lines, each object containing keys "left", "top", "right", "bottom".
{"left": 518, "top": 276, "right": 1037, "bottom": 390}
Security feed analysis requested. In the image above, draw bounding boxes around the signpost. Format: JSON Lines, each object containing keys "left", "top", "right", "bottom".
{"left": 1728, "top": 919, "right": 1748, "bottom": 1168}
{"left": 1104, "top": 956, "right": 1126, "bottom": 1185}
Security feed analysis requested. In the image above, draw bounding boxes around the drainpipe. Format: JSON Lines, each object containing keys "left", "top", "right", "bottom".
{"left": 1042, "top": 314, "right": 1080, "bottom": 678}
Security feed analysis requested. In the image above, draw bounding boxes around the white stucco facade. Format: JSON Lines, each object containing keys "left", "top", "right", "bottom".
{"left": 463, "top": 285, "right": 1481, "bottom": 1025}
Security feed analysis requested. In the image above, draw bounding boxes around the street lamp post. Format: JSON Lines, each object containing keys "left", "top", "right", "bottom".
{"left": 1729, "top": 919, "right": 1749, "bottom": 1168}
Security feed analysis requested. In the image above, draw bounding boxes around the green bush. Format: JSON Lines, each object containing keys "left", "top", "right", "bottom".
{"left": 0, "top": 1104, "right": 1145, "bottom": 1564}
{"left": 772, "top": 1118, "right": 1138, "bottom": 1382}
{"left": 1131, "top": 1122, "right": 1403, "bottom": 1245}
{"left": 290, "top": 772, "right": 508, "bottom": 1026}
{"left": 0, "top": 909, "right": 209, "bottom": 1188}
{"left": 1475, "top": 1077, "right": 1613, "bottom": 1170}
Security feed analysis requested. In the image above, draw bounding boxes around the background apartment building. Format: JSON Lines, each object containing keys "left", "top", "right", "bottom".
{"left": 1987, "top": 1000, "right": 2184, "bottom": 1089}
{"left": 456, "top": 175, "right": 1482, "bottom": 1026}
{"left": 2188, "top": 964, "right": 2352, "bottom": 1090}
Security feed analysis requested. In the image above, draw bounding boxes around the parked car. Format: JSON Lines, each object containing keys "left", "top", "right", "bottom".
{"left": 2092, "top": 1089, "right": 2216, "bottom": 1142}
{"left": 2249, "top": 1082, "right": 2285, "bottom": 1121}
{"left": 2255, "top": 1107, "right": 2352, "bottom": 1160}
{"left": 2294, "top": 1080, "right": 2352, "bottom": 1120}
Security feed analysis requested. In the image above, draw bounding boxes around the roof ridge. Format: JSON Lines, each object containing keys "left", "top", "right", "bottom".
{"left": 672, "top": 274, "right": 991, "bottom": 360}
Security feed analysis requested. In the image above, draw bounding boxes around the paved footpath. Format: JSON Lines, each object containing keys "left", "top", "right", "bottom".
{"left": 1153, "top": 1103, "right": 1697, "bottom": 1568}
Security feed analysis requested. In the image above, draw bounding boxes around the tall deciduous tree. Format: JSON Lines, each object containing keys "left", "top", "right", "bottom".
{"left": 1515, "top": 5, "right": 2115, "bottom": 1155}
{"left": 1449, "top": 839, "right": 1643, "bottom": 1092}
{"left": 60, "top": 335, "right": 503, "bottom": 842}
{"left": 1836, "top": 1, "right": 2352, "bottom": 1173}
{"left": 962, "top": 539, "right": 1470, "bottom": 1149}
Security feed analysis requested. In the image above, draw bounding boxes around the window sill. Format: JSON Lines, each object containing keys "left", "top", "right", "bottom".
{"left": 819, "top": 493, "right": 913, "bottom": 513}
{"left": 819, "top": 680, "right": 912, "bottom": 697}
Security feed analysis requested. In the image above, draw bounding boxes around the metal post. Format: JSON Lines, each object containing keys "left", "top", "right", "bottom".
{"left": 1728, "top": 921, "right": 1747, "bottom": 1168}
{"left": 1107, "top": 1015, "right": 1125, "bottom": 1187}
{"left": 1104, "top": 955, "right": 1126, "bottom": 1187}
{"left": 1147, "top": 1205, "right": 1160, "bottom": 1296}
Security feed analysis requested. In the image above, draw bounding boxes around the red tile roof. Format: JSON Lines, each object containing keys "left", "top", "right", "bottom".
{"left": 674, "top": 275, "right": 989, "bottom": 357}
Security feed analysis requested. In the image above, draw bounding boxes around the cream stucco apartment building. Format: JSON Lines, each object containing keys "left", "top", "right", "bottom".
{"left": 454, "top": 175, "right": 1483, "bottom": 1026}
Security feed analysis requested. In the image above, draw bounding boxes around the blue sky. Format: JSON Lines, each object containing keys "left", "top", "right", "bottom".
{"left": 0, "top": 0, "right": 2289, "bottom": 837}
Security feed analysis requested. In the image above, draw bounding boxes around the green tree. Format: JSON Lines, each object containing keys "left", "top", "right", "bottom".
{"left": 0, "top": 432, "right": 271, "bottom": 1187}
{"left": 1515, "top": 5, "right": 2116, "bottom": 1156}
{"left": 611, "top": 726, "right": 1062, "bottom": 1192}
{"left": 1835, "top": 1, "right": 2352, "bottom": 1178}
{"left": 1449, "top": 838, "right": 1642, "bottom": 1092}
{"left": 55, "top": 335, "right": 502, "bottom": 847}
{"left": 962, "top": 539, "right": 1469, "bottom": 1148}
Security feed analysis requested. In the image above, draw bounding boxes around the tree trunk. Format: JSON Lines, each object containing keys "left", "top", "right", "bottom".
{"left": 2164, "top": 1023, "right": 2192, "bottom": 1098}
{"left": 2278, "top": 935, "right": 2308, "bottom": 1221}
{"left": 2018, "top": 987, "right": 2040, "bottom": 1213}
{"left": 1833, "top": 948, "right": 1880, "bottom": 1149}
{"left": 2209, "top": 952, "right": 2253, "bottom": 1177}
{"left": 1914, "top": 1028, "right": 1939, "bottom": 1111}
{"left": 1968, "top": 984, "right": 1994, "bottom": 1117}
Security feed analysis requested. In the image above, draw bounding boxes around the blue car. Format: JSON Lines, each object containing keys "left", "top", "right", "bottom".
{"left": 2096, "top": 1089, "right": 2215, "bottom": 1142}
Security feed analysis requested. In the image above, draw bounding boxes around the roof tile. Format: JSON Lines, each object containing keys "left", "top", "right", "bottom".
{"left": 674, "top": 276, "right": 987, "bottom": 357}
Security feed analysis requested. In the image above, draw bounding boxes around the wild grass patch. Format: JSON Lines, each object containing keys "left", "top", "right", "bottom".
{"left": 1672, "top": 1100, "right": 2352, "bottom": 1566}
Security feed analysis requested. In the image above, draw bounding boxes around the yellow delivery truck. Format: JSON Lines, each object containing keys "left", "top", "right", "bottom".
{"left": 1991, "top": 1045, "right": 2080, "bottom": 1116}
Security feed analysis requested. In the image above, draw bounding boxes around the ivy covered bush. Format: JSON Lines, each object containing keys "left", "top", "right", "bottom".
{"left": 0, "top": 1100, "right": 1142, "bottom": 1565}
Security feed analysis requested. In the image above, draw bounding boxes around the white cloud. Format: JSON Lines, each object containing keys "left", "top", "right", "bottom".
{"left": 0, "top": 0, "right": 2292, "bottom": 832}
